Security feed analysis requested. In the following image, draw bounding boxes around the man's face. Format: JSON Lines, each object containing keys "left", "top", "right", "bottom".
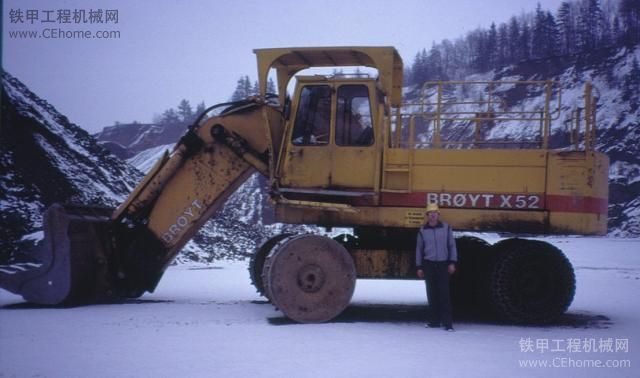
{"left": 426, "top": 211, "right": 439, "bottom": 223}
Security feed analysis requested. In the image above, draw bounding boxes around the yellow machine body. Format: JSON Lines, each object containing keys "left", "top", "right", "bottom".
{"left": 3, "top": 47, "right": 607, "bottom": 314}
{"left": 259, "top": 47, "right": 608, "bottom": 236}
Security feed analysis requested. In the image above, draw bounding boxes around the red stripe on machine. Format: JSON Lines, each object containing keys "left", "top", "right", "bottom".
{"left": 546, "top": 194, "right": 608, "bottom": 214}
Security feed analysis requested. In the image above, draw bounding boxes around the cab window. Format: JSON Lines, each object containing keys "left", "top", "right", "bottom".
{"left": 291, "top": 85, "right": 331, "bottom": 146}
{"left": 335, "top": 85, "right": 374, "bottom": 146}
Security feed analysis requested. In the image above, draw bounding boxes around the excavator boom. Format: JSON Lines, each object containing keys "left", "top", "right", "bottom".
{"left": 1, "top": 100, "right": 284, "bottom": 305}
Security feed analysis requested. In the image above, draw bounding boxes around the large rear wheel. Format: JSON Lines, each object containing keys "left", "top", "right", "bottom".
{"left": 488, "top": 238, "right": 575, "bottom": 324}
{"left": 263, "top": 234, "right": 356, "bottom": 323}
{"left": 450, "top": 236, "right": 493, "bottom": 316}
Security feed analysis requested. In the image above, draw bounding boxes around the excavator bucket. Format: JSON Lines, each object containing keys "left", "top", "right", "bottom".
{"left": 0, "top": 203, "right": 115, "bottom": 305}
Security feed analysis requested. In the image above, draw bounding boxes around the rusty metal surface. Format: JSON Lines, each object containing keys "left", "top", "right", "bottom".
{"left": 350, "top": 249, "right": 415, "bottom": 279}
{"left": 263, "top": 234, "right": 356, "bottom": 323}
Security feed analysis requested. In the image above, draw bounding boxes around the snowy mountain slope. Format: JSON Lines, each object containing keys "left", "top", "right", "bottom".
{"left": 0, "top": 70, "right": 143, "bottom": 259}
{"left": 95, "top": 121, "right": 187, "bottom": 156}
{"left": 502, "top": 46, "right": 640, "bottom": 236}
{"left": 404, "top": 45, "right": 640, "bottom": 236}
{"left": 126, "top": 143, "right": 174, "bottom": 173}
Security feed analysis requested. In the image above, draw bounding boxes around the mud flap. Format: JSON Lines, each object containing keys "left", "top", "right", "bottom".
{"left": 0, "top": 204, "right": 115, "bottom": 305}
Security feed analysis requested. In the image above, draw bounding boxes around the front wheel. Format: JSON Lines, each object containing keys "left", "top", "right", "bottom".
{"left": 262, "top": 234, "right": 356, "bottom": 323}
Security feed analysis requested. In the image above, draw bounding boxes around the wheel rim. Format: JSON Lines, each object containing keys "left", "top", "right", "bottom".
{"left": 296, "top": 264, "right": 326, "bottom": 293}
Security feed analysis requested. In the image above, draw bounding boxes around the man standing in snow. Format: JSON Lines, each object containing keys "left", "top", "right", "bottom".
{"left": 416, "top": 203, "right": 457, "bottom": 331}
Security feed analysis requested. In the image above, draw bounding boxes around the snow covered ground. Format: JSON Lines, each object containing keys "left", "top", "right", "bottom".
{"left": 1, "top": 237, "right": 638, "bottom": 378}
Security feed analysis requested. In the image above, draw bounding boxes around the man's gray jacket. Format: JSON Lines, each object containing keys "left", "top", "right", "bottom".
{"left": 415, "top": 222, "right": 458, "bottom": 269}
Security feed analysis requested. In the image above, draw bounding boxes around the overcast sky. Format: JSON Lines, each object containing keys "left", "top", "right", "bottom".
{"left": 3, "top": 0, "right": 567, "bottom": 133}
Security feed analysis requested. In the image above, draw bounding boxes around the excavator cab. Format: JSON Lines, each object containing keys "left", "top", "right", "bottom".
{"left": 252, "top": 47, "right": 405, "bottom": 212}
{"left": 278, "top": 76, "right": 379, "bottom": 191}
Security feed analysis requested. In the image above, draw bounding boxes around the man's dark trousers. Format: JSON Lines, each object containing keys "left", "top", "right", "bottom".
{"left": 423, "top": 260, "right": 452, "bottom": 327}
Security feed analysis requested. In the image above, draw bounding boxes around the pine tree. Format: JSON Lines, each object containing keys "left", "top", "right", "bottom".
{"left": 557, "top": 1, "right": 576, "bottom": 54}
{"left": 440, "top": 39, "right": 457, "bottom": 78}
{"left": 231, "top": 77, "right": 245, "bottom": 101}
{"left": 177, "top": 99, "right": 193, "bottom": 122}
{"left": 497, "top": 23, "right": 509, "bottom": 66}
{"left": 231, "top": 75, "right": 253, "bottom": 101}
{"left": 545, "top": 11, "right": 561, "bottom": 56}
{"left": 243, "top": 76, "right": 252, "bottom": 97}
{"left": 577, "top": 0, "right": 603, "bottom": 51}
{"left": 487, "top": 22, "right": 498, "bottom": 67}
{"left": 520, "top": 22, "right": 532, "bottom": 61}
{"left": 267, "top": 78, "right": 277, "bottom": 94}
{"left": 467, "top": 29, "right": 490, "bottom": 72}
{"left": 533, "top": 4, "right": 548, "bottom": 58}
{"left": 530, "top": 5, "right": 560, "bottom": 59}
{"left": 161, "top": 108, "right": 180, "bottom": 124}
{"left": 428, "top": 43, "right": 447, "bottom": 80}
{"left": 195, "top": 101, "right": 206, "bottom": 117}
{"left": 411, "top": 49, "right": 430, "bottom": 85}
{"left": 508, "top": 16, "right": 521, "bottom": 62}
{"left": 619, "top": 0, "right": 640, "bottom": 44}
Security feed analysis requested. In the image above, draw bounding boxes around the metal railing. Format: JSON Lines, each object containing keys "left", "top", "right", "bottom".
{"left": 388, "top": 80, "right": 598, "bottom": 151}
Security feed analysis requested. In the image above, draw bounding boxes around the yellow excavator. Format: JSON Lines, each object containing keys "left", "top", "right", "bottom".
{"left": 0, "top": 47, "right": 608, "bottom": 324}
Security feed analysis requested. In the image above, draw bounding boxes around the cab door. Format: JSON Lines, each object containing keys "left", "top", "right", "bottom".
{"left": 280, "top": 84, "right": 333, "bottom": 188}
{"left": 279, "top": 82, "right": 378, "bottom": 193}
{"left": 330, "top": 84, "right": 377, "bottom": 190}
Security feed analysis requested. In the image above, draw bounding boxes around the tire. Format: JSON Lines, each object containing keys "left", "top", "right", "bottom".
{"left": 450, "top": 236, "right": 492, "bottom": 316}
{"left": 248, "top": 233, "right": 292, "bottom": 297}
{"left": 488, "top": 238, "right": 575, "bottom": 324}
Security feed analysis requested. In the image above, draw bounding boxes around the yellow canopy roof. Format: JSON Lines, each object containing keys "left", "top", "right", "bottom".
{"left": 254, "top": 46, "right": 404, "bottom": 107}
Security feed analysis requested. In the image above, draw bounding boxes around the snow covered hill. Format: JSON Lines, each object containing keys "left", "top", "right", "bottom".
{"left": 126, "top": 143, "right": 174, "bottom": 173}
{"left": 0, "top": 70, "right": 143, "bottom": 260}
{"left": 512, "top": 45, "right": 640, "bottom": 237}
{"left": 94, "top": 120, "right": 187, "bottom": 157}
